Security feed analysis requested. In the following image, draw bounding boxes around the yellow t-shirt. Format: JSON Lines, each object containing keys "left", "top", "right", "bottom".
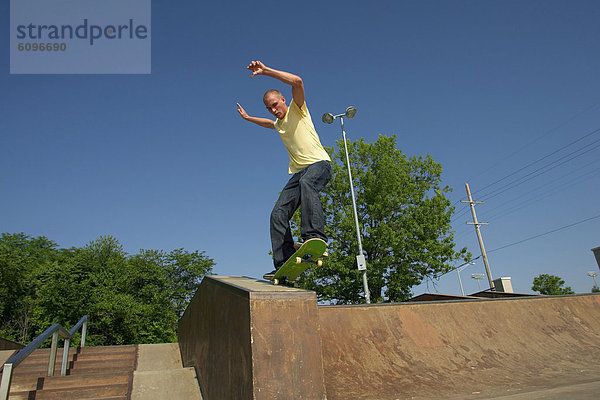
{"left": 274, "top": 100, "right": 331, "bottom": 174}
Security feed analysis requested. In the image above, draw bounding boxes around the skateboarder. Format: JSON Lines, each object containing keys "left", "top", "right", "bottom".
{"left": 236, "top": 60, "right": 331, "bottom": 280}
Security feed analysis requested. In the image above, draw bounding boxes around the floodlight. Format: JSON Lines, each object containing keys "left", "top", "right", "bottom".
{"left": 322, "top": 112, "right": 334, "bottom": 124}
{"left": 345, "top": 106, "right": 357, "bottom": 119}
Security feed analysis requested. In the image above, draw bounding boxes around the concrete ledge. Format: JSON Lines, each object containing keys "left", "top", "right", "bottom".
{"left": 208, "top": 275, "right": 316, "bottom": 300}
{"left": 178, "top": 276, "right": 326, "bottom": 400}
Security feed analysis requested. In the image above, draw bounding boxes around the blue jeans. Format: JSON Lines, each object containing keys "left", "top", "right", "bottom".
{"left": 270, "top": 160, "right": 331, "bottom": 269}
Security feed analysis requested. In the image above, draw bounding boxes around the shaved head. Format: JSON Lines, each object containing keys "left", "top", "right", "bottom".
{"left": 263, "top": 89, "right": 288, "bottom": 119}
{"left": 263, "top": 89, "right": 283, "bottom": 105}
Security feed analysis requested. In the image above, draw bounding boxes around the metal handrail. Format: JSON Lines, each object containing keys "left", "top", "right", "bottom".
{"left": 0, "top": 315, "right": 88, "bottom": 400}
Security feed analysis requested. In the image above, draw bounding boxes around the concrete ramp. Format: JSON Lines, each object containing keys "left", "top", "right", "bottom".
{"left": 178, "top": 276, "right": 600, "bottom": 399}
{"left": 319, "top": 294, "right": 600, "bottom": 399}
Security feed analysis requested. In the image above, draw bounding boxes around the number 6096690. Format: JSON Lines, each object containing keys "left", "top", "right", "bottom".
{"left": 18, "top": 42, "right": 67, "bottom": 51}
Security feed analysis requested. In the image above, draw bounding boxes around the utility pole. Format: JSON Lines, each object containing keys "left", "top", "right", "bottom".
{"left": 461, "top": 183, "right": 495, "bottom": 291}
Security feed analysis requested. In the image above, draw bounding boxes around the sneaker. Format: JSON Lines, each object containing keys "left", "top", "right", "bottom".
{"left": 294, "top": 241, "right": 329, "bottom": 258}
{"left": 263, "top": 269, "right": 277, "bottom": 280}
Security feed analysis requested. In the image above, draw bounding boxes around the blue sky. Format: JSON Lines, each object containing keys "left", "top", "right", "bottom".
{"left": 2, "top": 0, "right": 599, "bottom": 297}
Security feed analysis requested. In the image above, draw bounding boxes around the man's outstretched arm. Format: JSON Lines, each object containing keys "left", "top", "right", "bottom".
{"left": 247, "top": 60, "right": 305, "bottom": 108}
{"left": 237, "top": 102, "right": 276, "bottom": 129}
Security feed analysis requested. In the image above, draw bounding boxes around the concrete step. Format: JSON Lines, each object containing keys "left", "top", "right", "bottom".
{"left": 15, "top": 356, "right": 77, "bottom": 371}
{"left": 135, "top": 343, "right": 181, "bottom": 371}
{"left": 78, "top": 345, "right": 136, "bottom": 355}
{"left": 9, "top": 382, "right": 129, "bottom": 399}
{"left": 69, "top": 356, "right": 134, "bottom": 367}
{"left": 0, "top": 350, "right": 17, "bottom": 365}
{"left": 4, "top": 343, "right": 203, "bottom": 399}
{"left": 2, "top": 345, "right": 137, "bottom": 399}
{"left": 33, "top": 345, "right": 135, "bottom": 356}
{"left": 21, "top": 347, "right": 78, "bottom": 358}
{"left": 86, "top": 397, "right": 127, "bottom": 400}
{"left": 21, "top": 350, "right": 133, "bottom": 364}
{"left": 131, "top": 367, "right": 201, "bottom": 400}
{"left": 68, "top": 365, "right": 134, "bottom": 376}
{"left": 10, "top": 361, "right": 134, "bottom": 377}
{"left": 13, "top": 346, "right": 135, "bottom": 367}
{"left": 11, "top": 358, "right": 74, "bottom": 371}
{"left": 8, "top": 371, "right": 130, "bottom": 392}
{"left": 130, "top": 343, "right": 202, "bottom": 399}
{"left": 10, "top": 351, "right": 135, "bottom": 376}
{"left": 18, "top": 353, "right": 77, "bottom": 365}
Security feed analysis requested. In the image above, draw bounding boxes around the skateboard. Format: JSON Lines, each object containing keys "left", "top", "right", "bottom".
{"left": 270, "top": 238, "right": 327, "bottom": 286}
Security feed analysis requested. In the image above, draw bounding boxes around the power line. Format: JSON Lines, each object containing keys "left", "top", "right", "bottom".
{"left": 452, "top": 156, "right": 600, "bottom": 236}
{"left": 474, "top": 127, "right": 600, "bottom": 198}
{"left": 451, "top": 127, "right": 600, "bottom": 223}
{"left": 481, "top": 158, "right": 600, "bottom": 219}
{"left": 482, "top": 156, "right": 600, "bottom": 213}
{"left": 488, "top": 213, "right": 600, "bottom": 253}
{"left": 485, "top": 167, "right": 600, "bottom": 223}
{"left": 435, "top": 255, "right": 482, "bottom": 279}
{"left": 464, "top": 102, "right": 600, "bottom": 187}
{"left": 452, "top": 228, "right": 475, "bottom": 242}
{"left": 451, "top": 206, "right": 471, "bottom": 224}
{"left": 479, "top": 139, "right": 600, "bottom": 202}
{"left": 453, "top": 168, "right": 591, "bottom": 230}
{"left": 448, "top": 103, "right": 600, "bottom": 211}
{"left": 452, "top": 180, "right": 600, "bottom": 253}
{"left": 449, "top": 110, "right": 600, "bottom": 240}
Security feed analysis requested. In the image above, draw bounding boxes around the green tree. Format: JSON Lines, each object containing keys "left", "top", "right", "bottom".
{"left": 294, "top": 135, "right": 469, "bottom": 304}
{"left": 591, "top": 285, "right": 599, "bottom": 293}
{"left": 0, "top": 233, "right": 59, "bottom": 342}
{"left": 0, "top": 234, "right": 214, "bottom": 346}
{"left": 532, "top": 274, "right": 575, "bottom": 295}
{"left": 163, "top": 248, "right": 215, "bottom": 317}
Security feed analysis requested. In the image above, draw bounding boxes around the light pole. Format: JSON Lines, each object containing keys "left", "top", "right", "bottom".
{"left": 588, "top": 271, "right": 598, "bottom": 287}
{"left": 456, "top": 262, "right": 476, "bottom": 296}
{"left": 322, "top": 106, "right": 370, "bottom": 304}
{"left": 472, "top": 274, "right": 485, "bottom": 291}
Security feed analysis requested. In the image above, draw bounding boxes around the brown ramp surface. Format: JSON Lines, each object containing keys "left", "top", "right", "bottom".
{"left": 318, "top": 293, "right": 600, "bottom": 399}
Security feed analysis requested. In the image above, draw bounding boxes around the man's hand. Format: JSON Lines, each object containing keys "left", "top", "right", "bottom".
{"left": 236, "top": 102, "right": 276, "bottom": 129}
{"left": 247, "top": 60, "right": 268, "bottom": 78}
{"left": 246, "top": 60, "right": 305, "bottom": 108}
{"left": 236, "top": 102, "right": 249, "bottom": 119}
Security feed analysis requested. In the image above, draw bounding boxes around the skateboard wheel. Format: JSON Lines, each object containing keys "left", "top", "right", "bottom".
{"left": 273, "top": 278, "right": 279, "bottom": 285}
{"left": 317, "top": 260, "right": 323, "bottom": 267}
{"left": 295, "top": 257, "right": 302, "bottom": 264}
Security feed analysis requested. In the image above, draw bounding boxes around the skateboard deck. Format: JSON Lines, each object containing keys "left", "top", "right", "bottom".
{"left": 270, "top": 238, "right": 327, "bottom": 286}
